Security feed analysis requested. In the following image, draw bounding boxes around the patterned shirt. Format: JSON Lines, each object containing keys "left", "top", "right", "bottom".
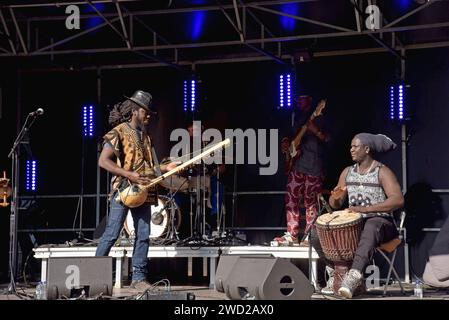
{"left": 345, "top": 163, "right": 391, "bottom": 218}
{"left": 103, "top": 122, "right": 157, "bottom": 204}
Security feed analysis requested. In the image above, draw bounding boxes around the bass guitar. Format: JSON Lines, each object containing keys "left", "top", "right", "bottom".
{"left": 284, "top": 99, "right": 326, "bottom": 174}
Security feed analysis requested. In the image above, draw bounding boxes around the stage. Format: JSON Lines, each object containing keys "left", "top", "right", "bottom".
{"left": 1, "top": 280, "right": 448, "bottom": 301}
{"left": 1, "top": 0, "right": 449, "bottom": 303}
{"left": 33, "top": 243, "right": 320, "bottom": 290}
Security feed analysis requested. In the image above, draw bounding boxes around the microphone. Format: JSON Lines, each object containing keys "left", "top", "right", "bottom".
{"left": 151, "top": 211, "right": 164, "bottom": 225}
{"left": 29, "top": 108, "right": 44, "bottom": 116}
{"left": 319, "top": 194, "right": 333, "bottom": 214}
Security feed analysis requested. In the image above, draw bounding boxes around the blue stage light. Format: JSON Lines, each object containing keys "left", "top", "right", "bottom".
{"left": 184, "top": 81, "right": 188, "bottom": 112}
{"left": 280, "top": 3, "right": 300, "bottom": 32}
{"left": 279, "top": 73, "right": 292, "bottom": 109}
{"left": 390, "top": 86, "right": 395, "bottom": 121}
{"left": 389, "top": 84, "right": 407, "bottom": 121}
{"left": 183, "top": 78, "right": 197, "bottom": 113}
{"left": 26, "top": 160, "right": 37, "bottom": 191}
{"left": 83, "top": 105, "right": 94, "bottom": 137}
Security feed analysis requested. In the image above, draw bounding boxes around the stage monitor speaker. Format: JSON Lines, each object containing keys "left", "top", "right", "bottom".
{"left": 222, "top": 255, "right": 313, "bottom": 300}
{"left": 47, "top": 257, "right": 113, "bottom": 299}
{"left": 215, "top": 254, "right": 242, "bottom": 292}
{"left": 215, "top": 254, "right": 273, "bottom": 292}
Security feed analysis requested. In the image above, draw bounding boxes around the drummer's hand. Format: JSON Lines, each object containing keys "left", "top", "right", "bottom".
{"left": 126, "top": 171, "right": 151, "bottom": 185}
{"left": 348, "top": 206, "right": 367, "bottom": 213}
{"left": 331, "top": 185, "right": 347, "bottom": 200}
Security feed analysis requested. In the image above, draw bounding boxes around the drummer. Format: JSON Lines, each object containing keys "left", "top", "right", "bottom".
{"left": 311, "top": 133, "right": 404, "bottom": 298}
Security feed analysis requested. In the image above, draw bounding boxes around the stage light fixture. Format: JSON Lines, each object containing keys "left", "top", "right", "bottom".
{"left": 26, "top": 160, "right": 37, "bottom": 192}
{"left": 83, "top": 105, "right": 94, "bottom": 137}
{"left": 389, "top": 83, "right": 407, "bottom": 122}
{"left": 279, "top": 73, "right": 292, "bottom": 109}
{"left": 183, "top": 78, "right": 197, "bottom": 113}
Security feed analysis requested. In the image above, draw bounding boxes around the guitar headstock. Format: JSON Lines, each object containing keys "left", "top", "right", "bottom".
{"left": 313, "top": 99, "right": 326, "bottom": 117}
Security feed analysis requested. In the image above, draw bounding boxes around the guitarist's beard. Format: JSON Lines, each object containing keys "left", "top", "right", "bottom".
{"left": 138, "top": 120, "right": 151, "bottom": 134}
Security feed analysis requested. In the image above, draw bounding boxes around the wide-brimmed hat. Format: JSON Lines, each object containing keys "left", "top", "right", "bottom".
{"left": 124, "top": 90, "right": 157, "bottom": 114}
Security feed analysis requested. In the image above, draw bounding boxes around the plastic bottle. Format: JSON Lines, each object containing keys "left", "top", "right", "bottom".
{"left": 36, "top": 281, "right": 47, "bottom": 300}
{"left": 414, "top": 280, "right": 423, "bottom": 299}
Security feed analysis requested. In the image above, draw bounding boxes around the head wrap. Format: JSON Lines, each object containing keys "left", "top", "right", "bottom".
{"left": 354, "top": 133, "right": 397, "bottom": 153}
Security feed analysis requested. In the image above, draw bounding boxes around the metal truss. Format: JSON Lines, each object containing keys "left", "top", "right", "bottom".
{"left": 0, "top": 0, "right": 448, "bottom": 66}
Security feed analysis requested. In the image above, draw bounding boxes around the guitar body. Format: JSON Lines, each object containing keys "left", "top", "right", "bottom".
{"left": 117, "top": 183, "right": 148, "bottom": 208}
{"left": 284, "top": 142, "right": 302, "bottom": 174}
{"left": 283, "top": 99, "right": 326, "bottom": 175}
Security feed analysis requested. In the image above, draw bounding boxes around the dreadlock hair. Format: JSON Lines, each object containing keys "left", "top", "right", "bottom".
{"left": 108, "top": 99, "right": 140, "bottom": 127}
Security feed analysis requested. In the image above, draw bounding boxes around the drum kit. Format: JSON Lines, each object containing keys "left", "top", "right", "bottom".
{"left": 124, "top": 195, "right": 181, "bottom": 240}
{"left": 122, "top": 162, "right": 220, "bottom": 243}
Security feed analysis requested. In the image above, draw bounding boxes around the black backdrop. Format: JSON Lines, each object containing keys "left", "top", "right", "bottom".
{"left": 1, "top": 47, "right": 448, "bottom": 281}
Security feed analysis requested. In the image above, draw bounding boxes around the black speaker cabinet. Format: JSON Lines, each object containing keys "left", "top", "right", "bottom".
{"left": 46, "top": 257, "right": 113, "bottom": 299}
{"left": 217, "top": 255, "right": 313, "bottom": 300}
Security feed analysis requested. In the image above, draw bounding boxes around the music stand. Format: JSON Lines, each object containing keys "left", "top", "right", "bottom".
{"left": 7, "top": 112, "right": 40, "bottom": 293}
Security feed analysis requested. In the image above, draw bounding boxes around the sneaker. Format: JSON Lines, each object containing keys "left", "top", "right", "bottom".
{"left": 273, "top": 232, "right": 298, "bottom": 246}
{"left": 321, "top": 266, "right": 335, "bottom": 295}
{"left": 130, "top": 280, "right": 152, "bottom": 292}
{"left": 338, "top": 269, "right": 363, "bottom": 299}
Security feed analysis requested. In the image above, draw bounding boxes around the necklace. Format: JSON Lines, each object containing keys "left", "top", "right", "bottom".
{"left": 356, "top": 160, "right": 375, "bottom": 189}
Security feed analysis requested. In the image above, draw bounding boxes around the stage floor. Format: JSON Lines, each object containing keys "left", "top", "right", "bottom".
{"left": 1, "top": 282, "right": 448, "bottom": 300}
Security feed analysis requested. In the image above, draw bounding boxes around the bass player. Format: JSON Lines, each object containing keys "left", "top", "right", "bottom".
{"left": 273, "top": 95, "right": 329, "bottom": 246}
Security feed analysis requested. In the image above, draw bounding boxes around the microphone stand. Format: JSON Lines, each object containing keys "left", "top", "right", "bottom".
{"left": 302, "top": 193, "right": 329, "bottom": 292}
{"left": 77, "top": 136, "right": 86, "bottom": 242}
{"left": 7, "top": 113, "right": 39, "bottom": 293}
{"left": 159, "top": 177, "right": 187, "bottom": 242}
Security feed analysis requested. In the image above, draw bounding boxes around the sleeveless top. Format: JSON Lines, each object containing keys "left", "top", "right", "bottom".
{"left": 345, "top": 162, "right": 391, "bottom": 218}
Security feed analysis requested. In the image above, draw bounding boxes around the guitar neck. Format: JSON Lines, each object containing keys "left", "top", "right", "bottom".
{"left": 146, "top": 138, "right": 230, "bottom": 188}
{"left": 292, "top": 113, "right": 318, "bottom": 145}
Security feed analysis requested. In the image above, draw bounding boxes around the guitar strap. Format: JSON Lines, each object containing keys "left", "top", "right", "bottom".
{"left": 151, "top": 146, "right": 162, "bottom": 177}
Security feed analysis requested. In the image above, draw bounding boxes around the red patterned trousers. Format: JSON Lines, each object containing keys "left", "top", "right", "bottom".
{"left": 285, "top": 169, "right": 323, "bottom": 238}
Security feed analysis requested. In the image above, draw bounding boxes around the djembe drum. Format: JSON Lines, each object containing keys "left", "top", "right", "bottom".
{"left": 315, "top": 210, "right": 363, "bottom": 293}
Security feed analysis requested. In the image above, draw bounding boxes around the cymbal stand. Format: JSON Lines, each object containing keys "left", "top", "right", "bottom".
{"left": 161, "top": 178, "right": 187, "bottom": 242}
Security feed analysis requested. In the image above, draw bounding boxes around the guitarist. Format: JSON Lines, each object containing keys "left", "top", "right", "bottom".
{"left": 273, "top": 95, "right": 329, "bottom": 246}
{"left": 95, "top": 90, "right": 178, "bottom": 292}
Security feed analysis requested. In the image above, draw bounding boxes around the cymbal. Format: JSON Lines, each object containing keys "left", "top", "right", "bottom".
{"left": 0, "top": 185, "right": 12, "bottom": 197}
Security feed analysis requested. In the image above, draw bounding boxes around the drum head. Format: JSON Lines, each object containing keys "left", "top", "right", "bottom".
{"left": 124, "top": 196, "right": 181, "bottom": 239}
{"left": 159, "top": 175, "right": 189, "bottom": 192}
{"left": 316, "top": 210, "right": 362, "bottom": 227}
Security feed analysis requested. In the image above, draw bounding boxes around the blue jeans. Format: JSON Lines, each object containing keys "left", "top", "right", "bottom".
{"left": 96, "top": 193, "right": 151, "bottom": 281}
